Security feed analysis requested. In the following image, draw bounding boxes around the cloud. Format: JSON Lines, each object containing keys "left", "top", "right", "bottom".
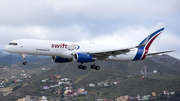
{"left": 80, "top": 25, "right": 180, "bottom": 59}
{"left": 158, "top": 32, "right": 180, "bottom": 59}
{"left": 89, "top": 26, "right": 148, "bottom": 46}
{"left": 0, "top": 24, "right": 90, "bottom": 46}
{"left": 0, "top": 24, "right": 179, "bottom": 58}
{"left": 0, "top": 0, "right": 179, "bottom": 26}
{"left": 0, "top": 25, "right": 49, "bottom": 40}
{"left": 0, "top": 0, "right": 180, "bottom": 59}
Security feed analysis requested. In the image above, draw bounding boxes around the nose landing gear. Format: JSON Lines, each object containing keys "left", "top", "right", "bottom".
{"left": 21, "top": 54, "right": 27, "bottom": 65}
{"left": 23, "top": 61, "right": 27, "bottom": 65}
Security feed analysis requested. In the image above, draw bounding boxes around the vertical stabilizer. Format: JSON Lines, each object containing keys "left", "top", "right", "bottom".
{"left": 133, "top": 23, "right": 165, "bottom": 60}
{"left": 144, "top": 23, "right": 165, "bottom": 51}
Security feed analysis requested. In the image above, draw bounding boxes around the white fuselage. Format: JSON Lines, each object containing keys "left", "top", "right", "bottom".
{"left": 4, "top": 39, "right": 149, "bottom": 62}
{"left": 3, "top": 23, "right": 170, "bottom": 69}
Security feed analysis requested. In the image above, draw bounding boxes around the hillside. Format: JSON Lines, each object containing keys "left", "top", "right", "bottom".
{"left": 0, "top": 57, "right": 56, "bottom": 78}
{"left": 0, "top": 50, "right": 48, "bottom": 65}
{"left": 84, "top": 73, "right": 180, "bottom": 98}
{"left": 152, "top": 54, "right": 180, "bottom": 66}
{"left": 0, "top": 54, "right": 180, "bottom": 100}
{"left": 14, "top": 57, "right": 56, "bottom": 70}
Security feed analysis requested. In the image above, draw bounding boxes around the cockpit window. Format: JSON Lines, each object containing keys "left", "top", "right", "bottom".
{"left": 8, "top": 43, "right": 18, "bottom": 45}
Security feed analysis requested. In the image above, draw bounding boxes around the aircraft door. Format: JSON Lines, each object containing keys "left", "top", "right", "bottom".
{"left": 20, "top": 42, "right": 23, "bottom": 48}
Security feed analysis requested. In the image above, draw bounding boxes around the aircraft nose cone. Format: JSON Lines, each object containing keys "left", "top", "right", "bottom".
{"left": 3, "top": 46, "right": 9, "bottom": 52}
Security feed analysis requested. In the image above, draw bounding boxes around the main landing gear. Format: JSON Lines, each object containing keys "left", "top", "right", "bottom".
{"left": 90, "top": 64, "right": 100, "bottom": 70}
{"left": 21, "top": 54, "right": 27, "bottom": 65}
{"left": 78, "top": 65, "right": 87, "bottom": 70}
{"left": 78, "top": 63, "right": 100, "bottom": 70}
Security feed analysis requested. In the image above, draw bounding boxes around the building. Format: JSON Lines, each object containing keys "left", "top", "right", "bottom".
{"left": 78, "top": 88, "right": 88, "bottom": 94}
{"left": 88, "top": 83, "right": 96, "bottom": 87}
{"left": 17, "top": 98, "right": 30, "bottom": 101}
{"left": 97, "top": 99, "right": 104, "bottom": 101}
{"left": 113, "top": 81, "right": 121, "bottom": 85}
{"left": 58, "top": 81, "right": 63, "bottom": 85}
{"left": 14, "top": 79, "right": 23, "bottom": 82}
{"left": 51, "top": 76, "right": 57, "bottom": 79}
{"left": 49, "top": 85, "right": 55, "bottom": 88}
{"left": 171, "top": 92, "right": 175, "bottom": 95}
{"left": 42, "top": 79, "right": 46, "bottom": 83}
{"left": 56, "top": 75, "right": 61, "bottom": 78}
{"left": 43, "top": 86, "right": 49, "bottom": 89}
{"left": 39, "top": 96, "right": 48, "bottom": 101}
{"left": 104, "top": 82, "right": 109, "bottom": 87}
{"left": 61, "top": 78, "right": 68, "bottom": 81}
{"left": 97, "top": 82, "right": 104, "bottom": 87}
{"left": 64, "top": 89, "right": 79, "bottom": 97}
{"left": 55, "top": 84, "right": 60, "bottom": 87}
{"left": 142, "top": 95, "right": 151, "bottom": 100}
{"left": 42, "top": 67, "right": 46, "bottom": 71}
{"left": 58, "top": 81, "right": 71, "bottom": 85}
{"left": 65, "top": 85, "right": 72, "bottom": 90}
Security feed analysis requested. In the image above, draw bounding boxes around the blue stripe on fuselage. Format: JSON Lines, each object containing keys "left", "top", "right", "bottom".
{"left": 133, "top": 46, "right": 144, "bottom": 61}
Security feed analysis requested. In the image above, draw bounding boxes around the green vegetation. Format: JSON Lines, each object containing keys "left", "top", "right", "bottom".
{"left": 0, "top": 55, "right": 180, "bottom": 100}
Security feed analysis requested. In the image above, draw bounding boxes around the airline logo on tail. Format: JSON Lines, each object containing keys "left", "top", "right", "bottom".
{"left": 133, "top": 27, "right": 164, "bottom": 60}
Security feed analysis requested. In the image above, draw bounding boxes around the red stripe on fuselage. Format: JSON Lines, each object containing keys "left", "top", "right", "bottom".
{"left": 141, "top": 32, "right": 162, "bottom": 60}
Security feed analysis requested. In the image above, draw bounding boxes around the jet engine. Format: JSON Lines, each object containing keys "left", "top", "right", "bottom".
{"left": 74, "top": 53, "right": 96, "bottom": 62}
{"left": 52, "top": 56, "right": 72, "bottom": 63}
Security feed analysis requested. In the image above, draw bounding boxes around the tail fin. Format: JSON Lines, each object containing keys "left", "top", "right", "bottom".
{"left": 133, "top": 23, "right": 165, "bottom": 60}
{"left": 139, "top": 23, "right": 165, "bottom": 50}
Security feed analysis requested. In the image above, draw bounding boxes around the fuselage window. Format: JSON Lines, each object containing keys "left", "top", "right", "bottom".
{"left": 8, "top": 43, "right": 18, "bottom": 45}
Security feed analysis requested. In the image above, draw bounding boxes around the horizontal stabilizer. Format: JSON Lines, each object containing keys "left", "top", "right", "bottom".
{"left": 146, "top": 50, "right": 174, "bottom": 56}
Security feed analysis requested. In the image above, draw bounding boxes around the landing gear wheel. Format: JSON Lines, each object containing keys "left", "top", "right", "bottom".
{"left": 21, "top": 54, "right": 27, "bottom": 65}
{"left": 23, "top": 62, "right": 27, "bottom": 65}
{"left": 78, "top": 65, "right": 87, "bottom": 70}
{"left": 91, "top": 65, "right": 95, "bottom": 69}
{"left": 78, "top": 65, "right": 82, "bottom": 69}
{"left": 95, "top": 66, "right": 100, "bottom": 70}
{"left": 82, "top": 66, "right": 87, "bottom": 70}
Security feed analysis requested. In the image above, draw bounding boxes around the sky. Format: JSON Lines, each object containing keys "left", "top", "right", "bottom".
{"left": 0, "top": 0, "right": 180, "bottom": 59}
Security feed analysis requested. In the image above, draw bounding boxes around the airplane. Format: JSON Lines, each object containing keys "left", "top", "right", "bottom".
{"left": 3, "top": 23, "right": 173, "bottom": 70}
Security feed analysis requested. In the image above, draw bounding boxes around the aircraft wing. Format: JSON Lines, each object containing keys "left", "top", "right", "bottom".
{"left": 146, "top": 50, "right": 174, "bottom": 56}
{"left": 88, "top": 45, "right": 141, "bottom": 60}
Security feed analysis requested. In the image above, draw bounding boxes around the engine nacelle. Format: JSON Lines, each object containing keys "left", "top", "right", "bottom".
{"left": 74, "top": 53, "right": 96, "bottom": 62}
{"left": 52, "top": 56, "right": 72, "bottom": 63}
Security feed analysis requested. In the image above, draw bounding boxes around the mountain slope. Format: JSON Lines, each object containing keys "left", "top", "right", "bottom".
{"left": 1, "top": 54, "right": 180, "bottom": 100}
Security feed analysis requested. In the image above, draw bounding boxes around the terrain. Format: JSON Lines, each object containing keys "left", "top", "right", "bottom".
{"left": 0, "top": 54, "right": 179, "bottom": 101}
